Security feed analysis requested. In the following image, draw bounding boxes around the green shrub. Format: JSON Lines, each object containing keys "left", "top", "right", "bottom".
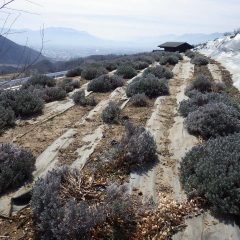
{"left": 29, "top": 74, "right": 56, "bottom": 87}
{"left": 185, "top": 50, "right": 196, "bottom": 59}
{"left": 213, "top": 82, "right": 226, "bottom": 92}
{"left": 87, "top": 75, "right": 124, "bottom": 93}
{"left": 43, "top": 87, "right": 67, "bottom": 103}
{"left": 180, "top": 133, "right": 240, "bottom": 216}
{"left": 101, "top": 102, "right": 121, "bottom": 124}
{"left": 60, "top": 78, "right": 80, "bottom": 90}
{"left": 130, "top": 93, "right": 148, "bottom": 107}
{"left": 184, "top": 89, "right": 201, "bottom": 98}
{"left": 191, "top": 55, "right": 209, "bottom": 65}
{"left": 136, "top": 55, "right": 154, "bottom": 64}
{"left": 173, "top": 52, "right": 183, "bottom": 60}
{"left": 103, "top": 61, "right": 118, "bottom": 71}
{"left": 21, "top": 84, "right": 45, "bottom": 99}
{"left": 86, "top": 96, "right": 97, "bottom": 106}
{"left": 0, "top": 105, "right": 15, "bottom": 131}
{"left": 14, "top": 90, "right": 44, "bottom": 117}
{"left": 75, "top": 80, "right": 81, "bottom": 88}
{"left": 72, "top": 90, "right": 96, "bottom": 106}
{"left": 0, "top": 143, "right": 35, "bottom": 194}
{"left": 58, "top": 78, "right": 75, "bottom": 93}
{"left": 143, "top": 65, "right": 173, "bottom": 79}
{"left": 66, "top": 67, "right": 82, "bottom": 77}
{"left": 185, "top": 102, "right": 240, "bottom": 139}
{"left": 133, "top": 61, "right": 149, "bottom": 70}
{"left": 150, "top": 52, "right": 164, "bottom": 62}
{"left": 126, "top": 74, "right": 169, "bottom": 98}
{"left": 72, "top": 90, "right": 87, "bottom": 106}
{"left": 116, "top": 121, "right": 157, "bottom": 167}
{"left": 160, "top": 55, "right": 179, "bottom": 65}
{"left": 179, "top": 92, "right": 240, "bottom": 117}
{"left": 0, "top": 89, "right": 44, "bottom": 118}
{"left": 116, "top": 65, "right": 137, "bottom": 79}
{"left": 0, "top": 90, "right": 18, "bottom": 110}
{"left": 81, "top": 66, "right": 107, "bottom": 80}
{"left": 188, "top": 75, "right": 213, "bottom": 93}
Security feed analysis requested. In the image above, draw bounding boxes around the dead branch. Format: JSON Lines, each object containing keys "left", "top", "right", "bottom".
{"left": 0, "top": 0, "right": 16, "bottom": 10}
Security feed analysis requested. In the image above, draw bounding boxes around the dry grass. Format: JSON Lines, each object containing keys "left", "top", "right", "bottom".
{"left": 60, "top": 170, "right": 106, "bottom": 202}
{"left": 132, "top": 194, "right": 202, "bottom": 239}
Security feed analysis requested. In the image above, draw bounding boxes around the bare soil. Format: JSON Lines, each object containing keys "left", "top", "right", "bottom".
{"left": 0, "top": 105, "right": 91, "bottom": 156}
{"left": 0, "top": 208, "right": 35, "bottom": 240}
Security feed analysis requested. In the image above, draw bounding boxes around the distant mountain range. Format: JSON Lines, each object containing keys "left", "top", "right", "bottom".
{"left": 5, "top": 27, "right": 114, "bottom": 48}
{"left": 4, "top": 27, "right": 223, "bottom": 60}
{"left": 0, "top": 35, "right": 46, "bottom": 65}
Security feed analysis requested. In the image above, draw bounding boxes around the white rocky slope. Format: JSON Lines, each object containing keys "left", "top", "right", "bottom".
{"left": 197, "top": 33, "right": 240, "bottom": 90}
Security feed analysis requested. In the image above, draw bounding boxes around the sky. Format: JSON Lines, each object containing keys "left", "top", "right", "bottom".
{"left": 1, "top": 0, "right": 240, "bottom": 40}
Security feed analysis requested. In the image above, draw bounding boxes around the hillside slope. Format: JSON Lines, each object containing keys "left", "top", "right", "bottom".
{"left": 197, "top": 33, "right": 240, "bottom": 90}
{"left": 0, "top": 36, "right": 46, "bottom": 65}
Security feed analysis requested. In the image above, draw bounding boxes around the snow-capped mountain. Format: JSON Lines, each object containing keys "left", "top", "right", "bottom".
{"left": 197, "top": 33, "right": 240, "bottom": 90}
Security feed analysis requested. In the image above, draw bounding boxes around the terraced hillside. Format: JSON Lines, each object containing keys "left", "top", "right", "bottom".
{"left": 0, "top": 51, "right": 240, "bottom": 239}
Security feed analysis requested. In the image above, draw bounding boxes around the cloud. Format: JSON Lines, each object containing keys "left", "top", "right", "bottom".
{"left": 1, "top": 0, "right": 240, "bottom": 40}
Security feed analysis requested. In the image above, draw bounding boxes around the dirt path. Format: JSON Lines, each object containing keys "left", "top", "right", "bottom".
{"left": 165, "top": 59, "right": 198, "bottom": 202}
{"left": 173, "top": 213, "right": 240, "bottom": 240}
{"left": 129, "top": 58, "right": 194, "bottom": 203}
